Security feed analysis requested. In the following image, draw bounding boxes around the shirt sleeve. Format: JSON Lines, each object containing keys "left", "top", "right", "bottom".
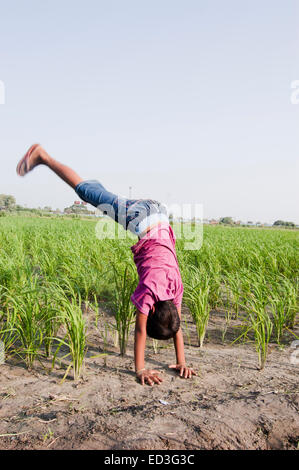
{"left": 131, "top": 284, "right": 155, "bottom": 315}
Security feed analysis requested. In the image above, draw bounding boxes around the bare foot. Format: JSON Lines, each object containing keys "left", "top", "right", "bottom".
{"left": 16, "top": 144, "right": 49, "bottom": 176}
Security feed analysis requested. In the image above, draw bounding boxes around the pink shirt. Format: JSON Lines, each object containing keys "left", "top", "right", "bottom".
{"left": 130, "top": 223, "right": 184, "bottom": 315}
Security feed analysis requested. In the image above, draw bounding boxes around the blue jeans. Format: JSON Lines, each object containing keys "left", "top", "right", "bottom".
{"left": 75, "top": 180, "right": 169, "bottom": 236}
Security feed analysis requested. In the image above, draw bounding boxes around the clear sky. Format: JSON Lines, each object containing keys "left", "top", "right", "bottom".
{"left": 0, "top": 0, "right": 298, "bottom": 223}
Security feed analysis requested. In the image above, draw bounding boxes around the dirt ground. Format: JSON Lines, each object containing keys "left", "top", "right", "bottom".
{"left": 0, "top": 305, "right": 298, "bottom": 450}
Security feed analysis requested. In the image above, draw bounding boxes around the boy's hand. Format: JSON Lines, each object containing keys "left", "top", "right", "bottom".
{"left": 136, "top": 369, "right": 163, "bottom": 386}
{"left": 169, "top": 364, "right": 196, "bottom": 379}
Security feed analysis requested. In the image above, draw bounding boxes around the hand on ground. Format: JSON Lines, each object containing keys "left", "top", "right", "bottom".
{"left": 168, "top": 364, "right": 196, "bottom": 379}
{"left": 137, "top": 369, "right": 163, "bottom": 386}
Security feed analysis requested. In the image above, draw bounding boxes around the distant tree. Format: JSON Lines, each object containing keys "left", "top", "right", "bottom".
{"left": 273, "top": 220, "right": 284, "bottom": 226}
{"left": 0, "top": 194, "right": 16, "bottom": 210}
{"left": 273, "top": 220, "right": 295, "bottom": 227}
{"left": 220, "top": 217, "right": 234, "bottom": 225}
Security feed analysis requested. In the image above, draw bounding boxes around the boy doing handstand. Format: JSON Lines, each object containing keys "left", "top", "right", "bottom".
{"left": 17, "top": 144, "right": 196, "bottom": 385}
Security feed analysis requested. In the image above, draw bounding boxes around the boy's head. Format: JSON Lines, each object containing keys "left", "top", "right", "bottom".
{"left": 146, "top": 300, "right": 180, "bottom": 340}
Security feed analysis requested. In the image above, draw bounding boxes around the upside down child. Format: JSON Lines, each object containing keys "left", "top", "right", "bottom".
{"left": 16, "top": 144, "right": 196, "bottom": 385}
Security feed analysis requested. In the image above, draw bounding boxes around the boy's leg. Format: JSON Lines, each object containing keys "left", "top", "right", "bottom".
{"left": 16, "top": 144, "right": 166, "bottom": 234}
{"left": 16, "top": 144, "right": 120, "bottom": 218}
{"left": 16, "top": 144, "right": 83, "bottom": 189}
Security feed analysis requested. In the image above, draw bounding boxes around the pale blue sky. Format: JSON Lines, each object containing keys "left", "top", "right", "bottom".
{"left": 0, "top": 0, "right": 298, "bottom": 223}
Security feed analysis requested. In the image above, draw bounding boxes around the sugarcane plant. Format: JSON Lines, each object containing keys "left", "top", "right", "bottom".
{"left": 244, "top": 283, "right": 273, "bottom": 370}
{"left": 111, "top": 262, "right": 138, "bottom": 356}
{"left": 184, "top": 267, "right": 211, "bottom": 348}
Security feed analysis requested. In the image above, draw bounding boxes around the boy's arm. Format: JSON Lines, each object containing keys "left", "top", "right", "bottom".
{"left": 169, "top": 306, "right": 196, "bottom": 379}
{"left": 134, "top": 311, "right": 163, "bottom": 386}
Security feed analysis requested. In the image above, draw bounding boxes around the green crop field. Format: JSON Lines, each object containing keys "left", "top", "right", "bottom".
{"left": 0, "top": 215, "right": 298, "bottom": 378}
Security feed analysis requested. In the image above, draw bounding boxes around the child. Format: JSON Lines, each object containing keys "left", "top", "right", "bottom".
{"left": 17, "top": 144, "right": 196, "bottom": 385}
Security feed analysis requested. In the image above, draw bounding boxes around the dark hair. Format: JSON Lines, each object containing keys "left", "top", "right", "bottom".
{"left": 146, "top": 300, "right": 180, "bottom": 340}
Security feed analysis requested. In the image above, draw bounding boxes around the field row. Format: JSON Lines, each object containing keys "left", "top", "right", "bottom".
{"left": 0, "top": 216, "right": 298, "bottom": 378}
